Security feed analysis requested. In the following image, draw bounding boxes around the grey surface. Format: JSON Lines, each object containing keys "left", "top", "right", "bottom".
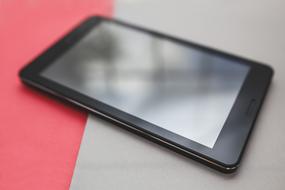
{"left": 70, "top": 0, "right": 285, "bottom": 189}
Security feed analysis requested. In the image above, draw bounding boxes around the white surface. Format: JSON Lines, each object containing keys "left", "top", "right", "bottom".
{"left": 70, "top": 0, "right": 285, "bottom": 189}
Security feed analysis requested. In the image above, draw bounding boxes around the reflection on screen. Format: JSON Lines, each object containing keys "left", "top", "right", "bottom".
{"left": 41, "top": 21, "right": 249, "bottom": 148}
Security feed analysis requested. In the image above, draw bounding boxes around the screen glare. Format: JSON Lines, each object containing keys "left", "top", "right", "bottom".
{"left": 41, "top": 21, "right": 249, "bottom": 148}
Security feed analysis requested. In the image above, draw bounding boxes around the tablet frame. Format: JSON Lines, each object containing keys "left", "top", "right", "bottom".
{"left": 19, "top": 16, "right": 273, "bottom": 173}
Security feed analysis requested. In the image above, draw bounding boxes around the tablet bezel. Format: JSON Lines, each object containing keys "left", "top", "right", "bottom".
{"left": 19, "top": 16, "right": 273, "bottom": 173}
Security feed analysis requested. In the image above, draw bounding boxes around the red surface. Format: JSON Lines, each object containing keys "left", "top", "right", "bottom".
{"left": 0, "top": 1, "right": 112, "bottom": 189}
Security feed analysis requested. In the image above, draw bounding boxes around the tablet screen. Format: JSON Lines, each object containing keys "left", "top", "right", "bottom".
{"left": 41, "top": 21, "right": 250, "bottom": 148}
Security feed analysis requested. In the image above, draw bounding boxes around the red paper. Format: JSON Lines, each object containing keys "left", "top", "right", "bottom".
{"left": 0, "top": 1, "right": 112, "bottom": 189}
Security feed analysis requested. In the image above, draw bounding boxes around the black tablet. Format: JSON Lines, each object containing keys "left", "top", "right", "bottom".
{"left": 19, "top": 16, "right": 273, "bottom": 173}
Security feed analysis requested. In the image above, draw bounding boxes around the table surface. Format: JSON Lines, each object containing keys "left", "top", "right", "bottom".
{"left": 70, "top": 0, "right": 285, "bottom": 189}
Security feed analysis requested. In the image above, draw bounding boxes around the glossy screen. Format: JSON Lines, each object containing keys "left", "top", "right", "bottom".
{"left": 41, "top": 21, "right": 249, "bottom": 148}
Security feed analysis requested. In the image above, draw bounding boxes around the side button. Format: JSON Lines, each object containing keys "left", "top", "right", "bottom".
{"left": 246, "top": 99, "right": 256, "bottom": 116}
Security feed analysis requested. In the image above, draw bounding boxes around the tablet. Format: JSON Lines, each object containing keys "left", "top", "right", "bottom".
{"left": 19, "top": 16, "right": 273, "bottom": 173}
